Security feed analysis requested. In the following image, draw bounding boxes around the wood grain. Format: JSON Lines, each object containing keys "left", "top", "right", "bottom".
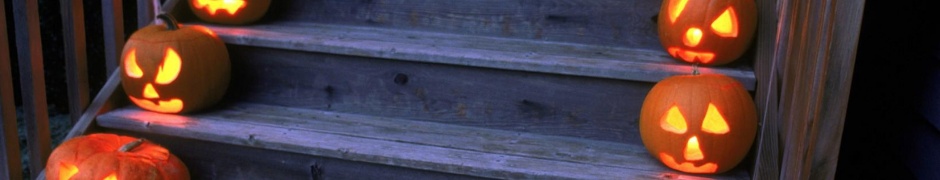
{"left": 266, "top": 0, "right": 663, "bottom": 49}
{"left": 97, "top": 104, "right": 750, "bottom": 179}
{"left": 226, "top": 45, "right": 652, "bottom": 143}
{"left": 12, "top": 0, "right": 51, "bottom": 177}
{"left": 0, "top": 0, "right": 23, "bottom": 179}
{"left": 776, "top": 0, "right": 864, "bottom": 179}
{"left": 752, "top": 0, "right": 781, "bottom": 179}
{"left": 201, "top": 23, "right": 757, "bottom": 90}
{"left": 62, "top": 0, "right": 89, "bottom": 124}
{"left": 103, "top": 130, "right": 488, "bottom": 180}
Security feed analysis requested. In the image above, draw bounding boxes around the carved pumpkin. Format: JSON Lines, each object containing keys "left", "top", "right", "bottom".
{"left": 189, "top": 0, "right": 271, "bottom": 25}
{"left": 639, "top": 73, "right": 757, "bottom": 174}
{"left": 45, "top": 133, "right": 189, "bottom": 180}
{"left": 657, "top": 0, "right": 757, "bottom": 65}
{"left": 121, "top": 14, "right": 230, "bottom": 114}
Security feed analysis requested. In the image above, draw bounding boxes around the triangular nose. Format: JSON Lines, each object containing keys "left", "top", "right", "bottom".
{"left": 143, "top": 83, "right": 160, "bottom": 99}
{"left": 684, "top": 136, "right": 704, "bottom": 161}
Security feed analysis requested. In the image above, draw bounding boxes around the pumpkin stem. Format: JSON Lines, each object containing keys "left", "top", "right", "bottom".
{"left": 692, "top": 63, "right": 700, "bottom": 75}
{"left": 157, "top": 14, "right": 180, "bottom": 31}
{"left": 118, "top": 138, "right": 145, "bottom": 152}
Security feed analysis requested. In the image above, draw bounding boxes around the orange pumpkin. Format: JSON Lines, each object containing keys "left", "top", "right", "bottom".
{"left": 189, "top": 0, "right": 271, "bottom": 25}
{"left": 45, "top": 133, "right": 189, "bottom": 180}
{"left": 657, "top": 0, "right": 757, "bottom": 65}
{"left": 121, "top": 14, "right": 230, "bottom": 114}
{"left": 639, "top": 73, "right": 757, "bottom": 174}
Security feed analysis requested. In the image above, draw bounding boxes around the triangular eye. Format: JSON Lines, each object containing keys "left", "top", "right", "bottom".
{"left": 710, "top": 7, "right": 739, "bottom": 37}
{"left": 702, "top": 103, "right": 730, "bottom": 134}
{"left": 667, "top": 0, "right": 690, "bottom": 24}
{"left": 661, "top": 105, "right": 688, "bottom": 134}
{"left": 124, "top": 49, "right": 144, "bottom": 78}
{"left": 155, "top": 48, "right": 182, "bottom": 85}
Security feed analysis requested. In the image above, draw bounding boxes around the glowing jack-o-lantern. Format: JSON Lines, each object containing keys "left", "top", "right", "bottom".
{"left": 657, "top": 0, "right": 757, "bottom": 65}
{"left": 45, "top": 133, "right": 189, "bottom": 180}
{"left": 190, "top": 0, "right": 271, "bottom": 25}
{"left": 121, "top": 14, "right": 230, "bottom": 114}
{"left": 639, "top": 73, "right": 757, "bottom": 174}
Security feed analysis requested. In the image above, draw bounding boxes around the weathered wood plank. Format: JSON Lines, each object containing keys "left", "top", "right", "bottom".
{"left": 269, "top": 0, "right": 663, "bottom": 49}
{"left": 97, "top": 104, "right": 749, "bottom": 179}
{"left": 777, "top": 0, "right": 864, "bottom": 179}
{"left": 102, "top": 0, "right": 124, "bottom": 74}
{"left": 227, "top": 45, "right": 651, "bottom": 143}
{"left": 0, "top": 0, "right": 23, "bottom": 179}
{"left": 105, "top": 130, "right": 486, "bottom": 180}
{"left": 202, "top": 23, "right": 757, "bottom": 90}
{"left": 752, "top": 0, "right": 780, "bottom": 179}
{"left": 12, "top": 0, "right": 51, "bottom": 178}
{"left": 62, "top": 0, "right": 89, "bottom": 124}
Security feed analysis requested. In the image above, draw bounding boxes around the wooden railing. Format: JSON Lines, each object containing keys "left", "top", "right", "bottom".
{"left": 0, "top": 0, "right": 134, "bottom": 179}
{"left": 0, "top": 0, "right": 863, "bottom": 179}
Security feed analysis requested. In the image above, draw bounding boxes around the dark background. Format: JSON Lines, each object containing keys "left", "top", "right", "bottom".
{"left": 838, "top": 0, "right": 940, "bottom": 179}
{"left": 3, "top": 0, "right": 940, "bottom": 179}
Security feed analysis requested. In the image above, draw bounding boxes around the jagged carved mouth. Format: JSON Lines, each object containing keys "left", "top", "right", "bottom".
{"left": 667, "top": 47, "right": 715, "bottom": 64}
{"left": 659, "top": 153, "right": 718, "bottom": 173}
{"left": 129, "top": 96, "right": 184, "bottom": 114}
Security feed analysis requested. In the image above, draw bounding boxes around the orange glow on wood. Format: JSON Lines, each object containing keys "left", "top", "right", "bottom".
{"left": 659, "top": 153, "right": 718, "bottom": 173}
{"left": 702, "top": 103, "right": 730, "bottom": 134}
{"left": 667, "top": 47, "right": 715, "bottom": 63}
{"left": 683, "top": 27, "right": 703, "bottom": 47}
{"left": 710, "top": 7, "right": 739, "bottom": 37}
{"left": 103, "top": 173, "right": 117, "bottom": 180}
{"left": 124, "top": 49, "right": 143, "bottom": 78}
{"left": 58, "top": 163, "right": 79, "bottom": 180}
{"left": 155, "top": 48, "right": 182, "bottom": 85}
{"left": 129, "top": 96, "right": 184, "bottom": 114}
{"left": 667, "top": 0, "right": 689, "bottom": 24}
{"left": 661, "top": 105, "right": 688, "bottom": 134}
{"left": 124, "top": 111, "right": 193, "bottom": 128}
{"left": 684, "top": 136, "right": 704, "bottom": 161}
{"left": 194, "top": 0, "right": 246, "bottom": 16}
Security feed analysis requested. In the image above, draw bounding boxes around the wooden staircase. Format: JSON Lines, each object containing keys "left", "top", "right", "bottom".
{"left": 86, "top": 0, "right": 757, "bottom": 179}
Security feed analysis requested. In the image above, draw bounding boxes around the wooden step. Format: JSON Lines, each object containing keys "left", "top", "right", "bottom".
{"left": 96, "top": 103, "right": 749, "bottom": 179}
{"left": 197, "top": 22, "right": 756, "bottom": 89}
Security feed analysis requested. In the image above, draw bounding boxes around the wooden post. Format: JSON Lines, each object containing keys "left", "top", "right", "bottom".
{"left": 0, "top": 0, "right": 24, "bottom": 179}
{"left": 752, "top": 0, "right": 780, "bottom": 178}
{"left": 776, "top": 0, "right": 865, "bottom": 179}
{"left": 62, "top": 0, "right": 89, "bottom": 124}
{"left": 102, "top": 0, "right": 125, "bottom": 74}
{"left": 12, "top": 0, "right": 52, "bottom": 178}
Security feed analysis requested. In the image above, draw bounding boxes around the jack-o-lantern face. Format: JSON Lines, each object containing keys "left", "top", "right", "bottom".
{"left": 121, "top": 14, "right": 230, "bottom": 114}
{"left": 639, "top": 74, "right": 757, "bottom": 174}
{"left": 657, "top": 0, "right": 757, "bottom": 66}
{"left": 190, "top": 0, "right": 271, "bottom": 25}
{"left": 45, "top": 133, "right": 189, "bottom": 180}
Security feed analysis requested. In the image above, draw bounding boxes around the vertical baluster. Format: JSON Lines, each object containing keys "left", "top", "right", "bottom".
{"left": 62, "top": 0, "right": 88, "bottom": 124}
{"left": 102, "top": 0, "right": 124, "bottom": 74}
{"left": 137, "top": 0, "right": 153, "bottom": 28}
{"left": 0, "top": 0, "right": 23, "bottom": 179}
{"left": 12, "top": 0, "right": 52, "bottom": 179}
